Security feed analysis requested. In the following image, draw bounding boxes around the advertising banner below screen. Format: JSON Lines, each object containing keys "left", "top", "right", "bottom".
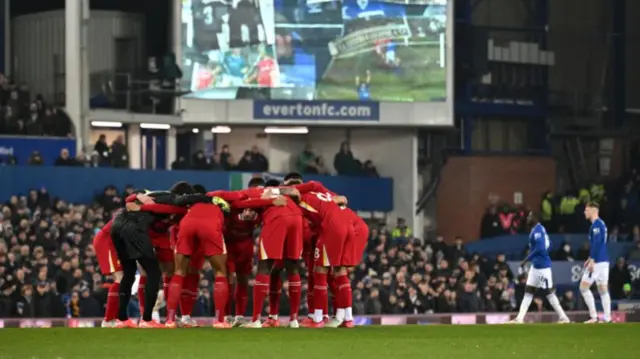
{"left": 253, "top": 100, "right": 379, "bottom": 120}
{"left": 180, "top": 0, "right": 448, "bottom": 102}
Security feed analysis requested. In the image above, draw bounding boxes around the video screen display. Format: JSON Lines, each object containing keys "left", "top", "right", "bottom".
{"left": 180, "top": 0, "right": 448, "bottom": 102}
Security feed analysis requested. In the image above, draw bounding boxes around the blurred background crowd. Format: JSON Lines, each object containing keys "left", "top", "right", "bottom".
{"left": 1, "top": 185, "right": 638, "bottom": 319}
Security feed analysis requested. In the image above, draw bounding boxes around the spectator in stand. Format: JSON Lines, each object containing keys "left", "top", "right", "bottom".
{"left": 235, "top": 151, "right": 254, "bottom": 171}
{"left": 93, "top": 134, "right": 110, "bottom": 166}
{"left": 24, "top": 103, "right": 43, "bottom": 136}
{"left": 191, "top": 150, "right": 212, "bottom": 170}
{"left": 249, "top": 146, "right": 269, "bottom": 172}
{"left": 28, "top": 151, "right": 44, "bottom": 166}
{"left": 391, "top": 218, "right": 412, "bottom": 244}
{"left": 219, "top": 144, "right": 235, "bottom": 170}
{"left": 553, "top": 242, "right": 575, "bottom": 261}
{"left": 627, "top": 241, "right": 640, "bottom": 260}
{"left": 609, "top": 257, "right": 632, "bottom": 300}
{"left": 480, "top": 204, "right": 504, "bottom": 239}
{"left": 296, "top": 144, "right": 320, "bottom": 174}
{"left": 110, "top": 135, "right": 129, "bottom": 168}
{"left": 171, "top": 155, "right": 189, "bottom": 170}
{"left": 314, "top": 156, "right": 330, "bottom": 175}
{"left": 54, "top": 148, "right": 78, "bottom": 167}
{"left": 334, "top": 141, "right": 358, "bottom": 176}
{"left": 362, "top": 160, "right": 380, "bottom": 178}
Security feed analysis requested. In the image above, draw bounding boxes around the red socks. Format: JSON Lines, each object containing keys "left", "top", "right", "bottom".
{"left": 166, "top": 275, "right": 184, "bottom": 322}
{"left": 137, "top": 276, "right": 147, "bottom": 317}
{"left": 306, "top": 271, "right": 315, "bottom": 315}
{"left": 163, "top": 275, "right": 171, "bottom": 304}
{"left": 268, "top": 273, "right": 282, "bottom": 317}
{"left": 252, "top": 274, "right": 270, "bottom": 321}
{"left": 213, "top": 276, "right": 229, "bottom": 323}
{"left": 328, "top": 274, "right": 338, "bottom": 316}
{"left": 180, "top": 273, "right": 199, "bottom": 317}
{"left": 235, "top": 282, "right": 248, "bottom": 317}
{"left": 105, "top": 282, "right": 120, "bottom": 321}
{"left": 312, "top": 272, "right": 328, "bottom": 323}
{"left": 288, "top": 274, "right": 301, "bottom": 321}
{"left": 335, "top": 274, "right": 352, "bottom": 314}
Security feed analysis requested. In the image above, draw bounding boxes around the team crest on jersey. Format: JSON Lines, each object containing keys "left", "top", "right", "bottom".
{"left": 357, "top": 0, "right": 369, "bottom": 10}
{"left": 593, "top": 228, "right": 600, "bottom": 234}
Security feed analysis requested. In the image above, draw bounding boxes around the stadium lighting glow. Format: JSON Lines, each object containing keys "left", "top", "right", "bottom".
{"left": 211, "top": 126, "right": 232, "bottom": 133}
{"left": 140, "top": 123, "right": 171, "bottom": 130}
{"left": 192, "top": 128, "right": 200, "bottom": 134}
{"left": 264, "top": 126, "right": 309, "bottom": 134}
{"left": 90, "top": 121, "right": 123, "bottom": 128}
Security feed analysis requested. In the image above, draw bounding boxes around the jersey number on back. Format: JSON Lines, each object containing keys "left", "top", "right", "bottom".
{"left": 315, "top": 192, "right": 333, "bottom": 202}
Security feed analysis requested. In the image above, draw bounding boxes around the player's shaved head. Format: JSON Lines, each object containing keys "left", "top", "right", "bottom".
{"left": 248, "top": 177, "right": 265, "bottom": 188}
{"left": 170, "top": 181, "right": 194, "bottom": 195}
{"left": 284, "top": 172, "right": 303, "bottom": 185}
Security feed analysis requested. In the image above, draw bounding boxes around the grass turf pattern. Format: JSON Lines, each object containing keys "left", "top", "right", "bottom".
{"left": 1, "top": 324, "right": 638, "bottom": 359}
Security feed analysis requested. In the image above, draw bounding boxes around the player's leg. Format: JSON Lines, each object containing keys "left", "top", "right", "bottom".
{"left": 158, "top": 253, "right": 175, "bottom": 307}
{"left": 264, "top": 263, "right": 283, "bottom": 327}
{"left": 538, "top": 269, "right": 570, "bottom": 323}
{"left": 115, "top": 258, "right": 138, "bottom": 327}
{"left": 231, "top": 242, "right": 252, "bottom": 326}
{"left": 579, "top": 268, "right": 598, "bottom": 323}
{"left": 103, "top": 271, "right": 123, "bottom": 327}
{"left": 596, "top": 263, "right": 612, "bottom": 323}
{"left": 136, "top": 255, "right": 164, "bottom": 328}
{"left": 511, "top": 268, "right": 539, "bottom": 323}
{"left": 137, "top": 266, "right": 147, "bottom": 320}
{"left": 244, "top": 222, "right": 283, "bottom": 328}
{"left": 94, "top": 233, "right": 122, "bottom": 327}
{"left": 302, "top": 234, "right": 332, "bottom": 328}
{"left": 165, "top": 225, "right": 195, "bottom": 327}
{"left": 330, "top": 266, "right": 354, "bottom": 328}
{"left": 180, "top": 256, "right": 204, "bottom": 327}
{"left": 207, "top": 252, "right": 232, "bottom": 328}
{"left": 201, "top": 226, "right": 231, "bottom": 329}
{"left": 283, "top": 216, "right": 303, "bottom": 327}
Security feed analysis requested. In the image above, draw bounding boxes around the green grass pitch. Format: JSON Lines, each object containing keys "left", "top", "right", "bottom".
{"left": 316, "top": 44, "right": 447, "bottom": 102}
{"left": 1, "top": 324, "right": 639, "bottom": 359}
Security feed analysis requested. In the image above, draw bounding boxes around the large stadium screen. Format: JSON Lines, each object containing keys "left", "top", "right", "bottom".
{"left": 180, "top": 0, "right": 448, "bottom": 102}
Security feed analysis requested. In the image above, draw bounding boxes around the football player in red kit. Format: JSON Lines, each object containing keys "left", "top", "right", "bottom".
{"left": 226, "top": 179, "right": 304, "bottom": 328}
{"left": 265, "top": 218, "right": 316, "bottom": 327}
{"left": 224, "top": 177, "right": 265, "bottom": 326}
{"left": 162, "top": 183, "right": 240, "bottom": 329}
{"left": 93, "top": 218, "right": 123, "bottom": 327}
{"left": 281, "top": 173, "right": 358, "bottom": 328}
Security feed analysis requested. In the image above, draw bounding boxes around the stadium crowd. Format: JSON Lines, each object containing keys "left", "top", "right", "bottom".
{"left": 1, "top": 184, "right": 638, "bottom": 319}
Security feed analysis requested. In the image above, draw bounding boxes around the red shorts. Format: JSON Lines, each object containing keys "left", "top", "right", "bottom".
{"left": 93, "top": 230, "right": 121, "bottom": 275}
{"left": 177, "top": 219, "right": 226, "bottom": 257}
{"left": 314, "top": 216, "right": 355, "bottom": 267}
{"left": 151, "top": 233, "right": 174, "bottom": 263}
{"left": 345, "top": 219, "right": 369, "bottom": 266}
{"left": 273, "top": 260, "right": 285, "bottom": 270}
{"left": 226, "top": 238, "right": 254, "bottom": 275}
{"left": 258, "top": 215, "right": 303, "bottom": 261}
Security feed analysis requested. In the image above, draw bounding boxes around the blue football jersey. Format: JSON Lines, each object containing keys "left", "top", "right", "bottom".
{"left": 525, "top": 223, "right": 552, "bottom": 269}
{"left": 589, "top": 218, "right": 609, "bottom": 263}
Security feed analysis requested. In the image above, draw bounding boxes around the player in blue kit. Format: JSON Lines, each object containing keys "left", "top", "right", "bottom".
{"left": 581, "top": 202, "right": 611, "bottom": 323}
{"left": 510, "top": 212, "right": 570, "bottom": 324}
{"left": 216, "top": 48, "right": 248, "bottom": 86}
{"left": 355, "top": 70, "right": 371, "bottom": 100}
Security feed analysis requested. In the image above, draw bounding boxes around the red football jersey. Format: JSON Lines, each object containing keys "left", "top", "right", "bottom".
{"left": 292, "top": 182, "right": 343, "bottom": 226}
{"left": 239, "top": 187, "right": 301, "bottom": 222}
{"left": 225, "top": 209, "right": 261, "bottom": 240}
{"left": 257, "top": 57, "right": 275, "bottom": 87}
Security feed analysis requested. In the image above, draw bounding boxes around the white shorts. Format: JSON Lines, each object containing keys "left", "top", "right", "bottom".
{"left": 581, "top": 262, "right": 609, "bottom": 285}
{"left": 526, "top": 267, "right": 553, "bottom": 289}
{"left": 385, "top": 50, "right": 396, "bottom": 64}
